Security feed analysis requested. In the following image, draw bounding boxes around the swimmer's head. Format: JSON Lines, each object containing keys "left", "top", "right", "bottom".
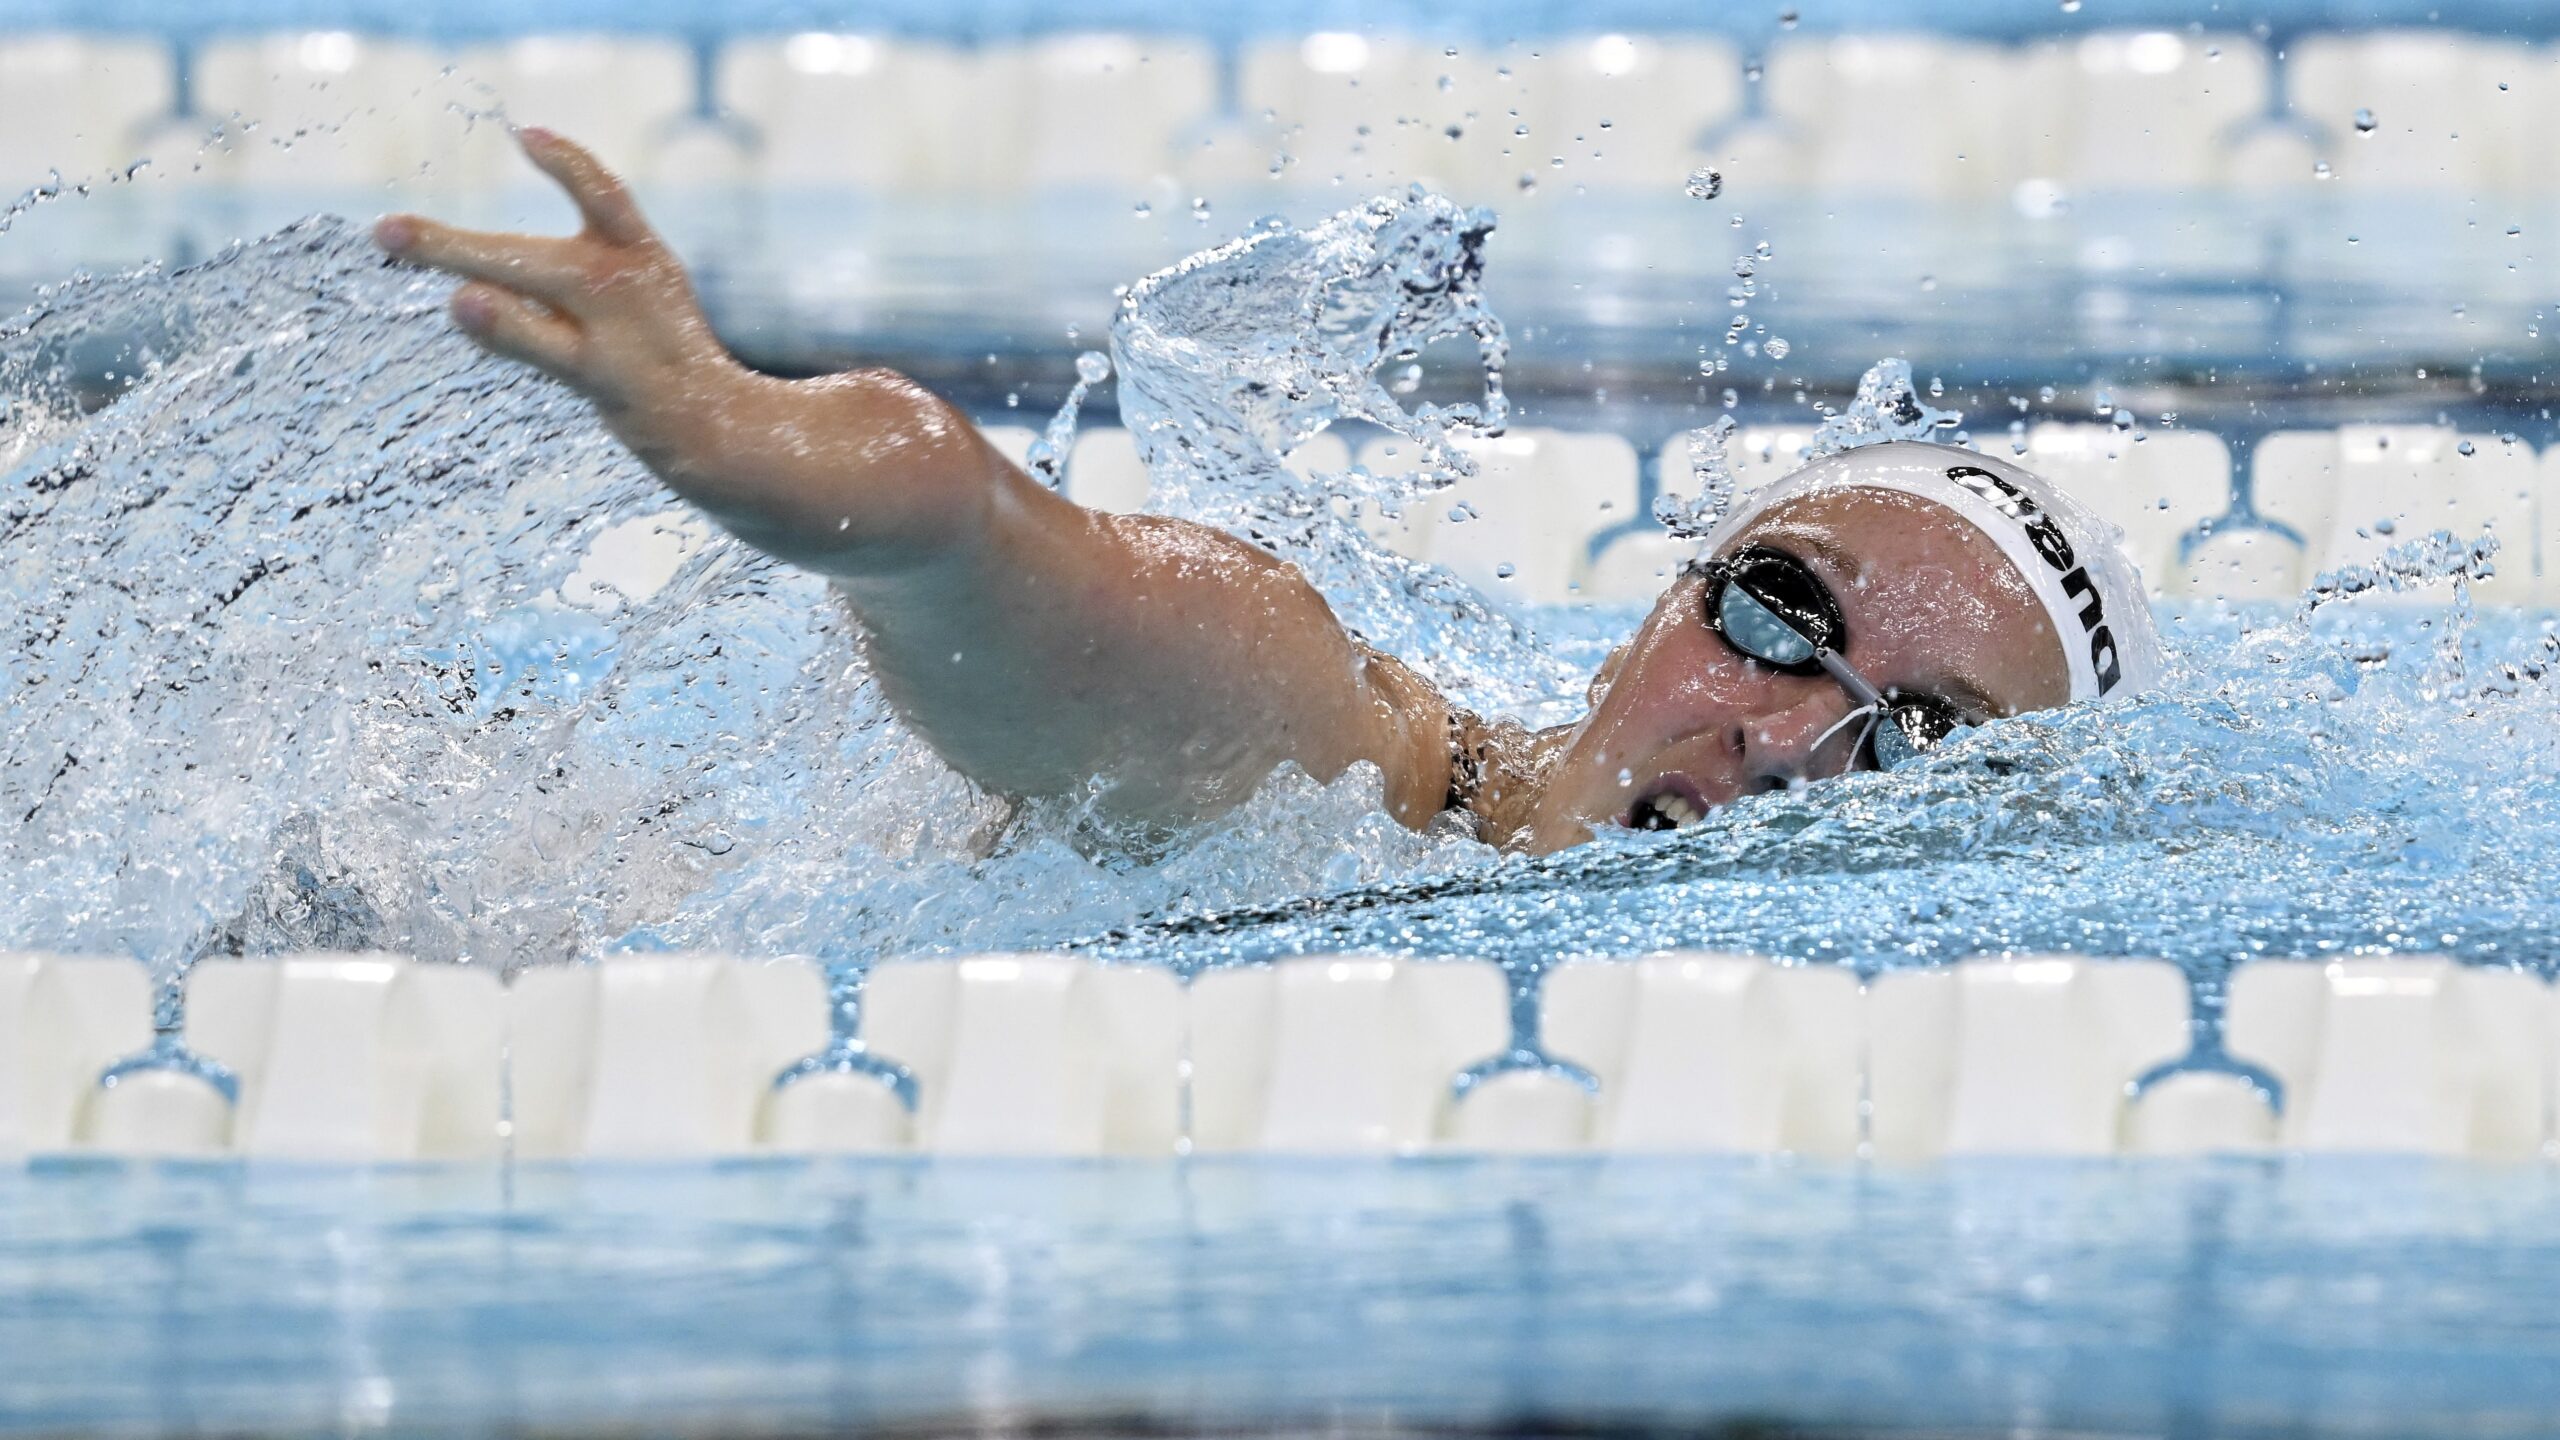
{"left": 1515, "top": 440, "right": 2164, "bottom": 852}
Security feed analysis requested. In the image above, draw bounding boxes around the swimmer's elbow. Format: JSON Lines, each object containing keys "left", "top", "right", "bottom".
{"left": 684, "top": 367, "right": 1012, "bottom": 576}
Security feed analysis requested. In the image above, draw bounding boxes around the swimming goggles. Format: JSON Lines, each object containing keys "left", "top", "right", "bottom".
{"left": 1692, "top": 544, "right": 1970, "bottom": 772}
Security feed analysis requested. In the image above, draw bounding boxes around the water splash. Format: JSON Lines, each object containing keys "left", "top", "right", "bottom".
{"left": 1654, "top": 415, "right": 1738, "bottom": 539}
{"left": 1650, "top": 360, "right": 1956, "bottom": 543}
{"left": 0, "top": 204, "right": 1514, "bottom": 977}
{"left": 4, "top": 195, "right": 2559, "bottom": 1066}
{"left": 1110, "top": 187, "right": 1578, "bottom": 715}
{"left": 1809, "top": 357, "right": 1962, "bottom": 457}
{"left": 1023, "top": 348, "right": 1112, "bottom": 487}
{"left": 2299, "top": 529, "right": 2500, "bottom": 619}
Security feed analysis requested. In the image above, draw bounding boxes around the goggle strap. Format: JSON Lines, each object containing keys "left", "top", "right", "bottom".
{"left": 1813, "top": 647, "right": 1885, "bottom": 710}
{"left": 1810, "top": 701, "right": 1881, "bottom": 760}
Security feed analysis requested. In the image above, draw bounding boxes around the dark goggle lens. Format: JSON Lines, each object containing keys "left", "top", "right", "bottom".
{"left": 1873, "top": 694, "right": 1967, "bottom": 771}
{"left": 1716, "top": 583, "right": 1818, "bottom": 666}
{"left": 1709, "top": 549, "right": 1842, "bottom": 669}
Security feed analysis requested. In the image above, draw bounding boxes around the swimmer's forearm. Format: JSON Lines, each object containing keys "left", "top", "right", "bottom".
{"left": 627, "top": 364, "right": 1007, "bottom": 576}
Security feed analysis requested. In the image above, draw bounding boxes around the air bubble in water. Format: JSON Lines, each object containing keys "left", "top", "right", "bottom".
{"left": 2354, "top": 108, "right": 2378, "bottom": 133}
{"left": 1685, "top": 165, "right": 1723, "bottom": 200}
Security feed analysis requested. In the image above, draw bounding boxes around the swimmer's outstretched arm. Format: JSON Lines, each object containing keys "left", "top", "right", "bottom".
{"left": 375, "top": 129, "right": 1456, "bottom": 834}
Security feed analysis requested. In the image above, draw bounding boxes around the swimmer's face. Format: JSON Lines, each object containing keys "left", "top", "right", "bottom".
{"left": 1518, "top": 487, "right": 2072, "bottom": 854}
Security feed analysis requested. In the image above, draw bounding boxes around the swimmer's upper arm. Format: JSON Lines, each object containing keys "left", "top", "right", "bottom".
{"left": 844, "top": 490, "right": 1461, "bottom": 836}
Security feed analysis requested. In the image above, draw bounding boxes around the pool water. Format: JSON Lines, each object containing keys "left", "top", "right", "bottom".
{"left": 3, "top": 205, "right": 2556, "bottom": 1003}
{"left": 7, "top": 185, "right": 2560, "bottom": 1437}
{"left": 6, "top": 1155, "right": 2559, "bottom": 1436}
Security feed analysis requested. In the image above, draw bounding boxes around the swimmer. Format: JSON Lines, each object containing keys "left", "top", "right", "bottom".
{"left": 372, "top": 129, "right": 2163, "bottom": 855}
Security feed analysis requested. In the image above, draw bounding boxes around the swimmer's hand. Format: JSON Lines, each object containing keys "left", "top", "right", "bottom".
{"left": 373, "top": 129, "right": 1459, "bottom": 839}
{"left": 372, "top": 127, "right": 994, "bottom": 573}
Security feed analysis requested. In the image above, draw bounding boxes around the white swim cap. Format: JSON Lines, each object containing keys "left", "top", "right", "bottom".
{"left": 1697, "top": 440, "right": 2166, "bottom": 702}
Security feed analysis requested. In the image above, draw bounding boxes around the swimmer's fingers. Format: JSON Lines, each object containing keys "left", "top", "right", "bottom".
{"left": 450, "top": 282, "right": 582, "bottom": 380}
{"left": 375, "top": 217, "right": 587, "bottom": 307}
{"left": 517, "top": 127, "right": 657, "bottom": 249}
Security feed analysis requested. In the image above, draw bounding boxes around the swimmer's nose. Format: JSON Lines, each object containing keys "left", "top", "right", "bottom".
{"left": 1738, "top": 690, "right": 1864, "bottom": 790}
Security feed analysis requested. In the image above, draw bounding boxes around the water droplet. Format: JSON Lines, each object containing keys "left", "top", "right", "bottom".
{"left": 1190, "top": 196, "right": 1211, "bottom": 221}
{"left": 2506, "top": 225, "right": 2522, "bottom": 237}
{"left": 2313, "top": 160, "right": 2333, "bottom": 180}
{"left": 1744, "top": 61, "right": 1764, "bottom": 83}
{"left": 1075, "top": 350, "right": 1112, "bottom": 386}
{"left": 1779, "top": 7, "right": 1799, "bottom": 27}
{"left": 1447, "top": 501, "right": 1478, "bottom": 524}
{"left": 1516, "top": 172, "right": 1538, "bottom": 193}
{"left": 1685, "top": 165, "right": 1724, "bottom": 200}
{"left": 1494, "top": 562, "right": 1517, "bottom": 580}
{"left": 1918, "top": 274, "right": 1938, "bottom": 292}
{"left": 2353, "top": 107, "right": 2378, "bottom": 134}
{"left": 1132, "top": 200, "right": 1153, "bottom": 217}
{"left": 1763, "top": 336, "right": 1791, "bottom": 360}
{"left": 2458, "top": 440, "right": 2478, "bottom": 457}
{"left": 2059, "top": 0, "right": 2082, "bottom": 11}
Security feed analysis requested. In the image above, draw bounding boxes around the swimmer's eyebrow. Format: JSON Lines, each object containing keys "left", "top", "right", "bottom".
{"left": 1752, "top": 524, "right": 2009, "bottom": 720}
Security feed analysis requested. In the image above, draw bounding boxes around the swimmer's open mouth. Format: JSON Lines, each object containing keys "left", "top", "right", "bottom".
{"left": 1621, "top": 774, "right": 1709, "bottom": 831}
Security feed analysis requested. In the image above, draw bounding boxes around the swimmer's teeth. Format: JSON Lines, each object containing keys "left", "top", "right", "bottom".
{"left": 1631, "top": 792, "right": 1702, "bottom": 831}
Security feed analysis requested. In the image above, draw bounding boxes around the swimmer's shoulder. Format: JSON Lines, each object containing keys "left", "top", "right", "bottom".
{"left": 1347, "top": 642, "right": 1559, "bottom": 844}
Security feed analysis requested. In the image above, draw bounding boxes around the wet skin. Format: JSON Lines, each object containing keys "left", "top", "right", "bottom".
{"left": 1499, "top": 488, "right": 2073, "bottom": 855}
{"left": 377, "top": 129, "right": 2073, "bottom": 856}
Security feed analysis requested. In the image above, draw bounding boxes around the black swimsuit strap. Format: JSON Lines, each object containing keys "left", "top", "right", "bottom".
{"left": 1443, "top": 708, "right": 1487, "bottom": 817}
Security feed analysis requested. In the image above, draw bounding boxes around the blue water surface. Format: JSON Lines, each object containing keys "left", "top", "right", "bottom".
{"left": 4, "top": 1156, "right": 2559, "bottom": 1436}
